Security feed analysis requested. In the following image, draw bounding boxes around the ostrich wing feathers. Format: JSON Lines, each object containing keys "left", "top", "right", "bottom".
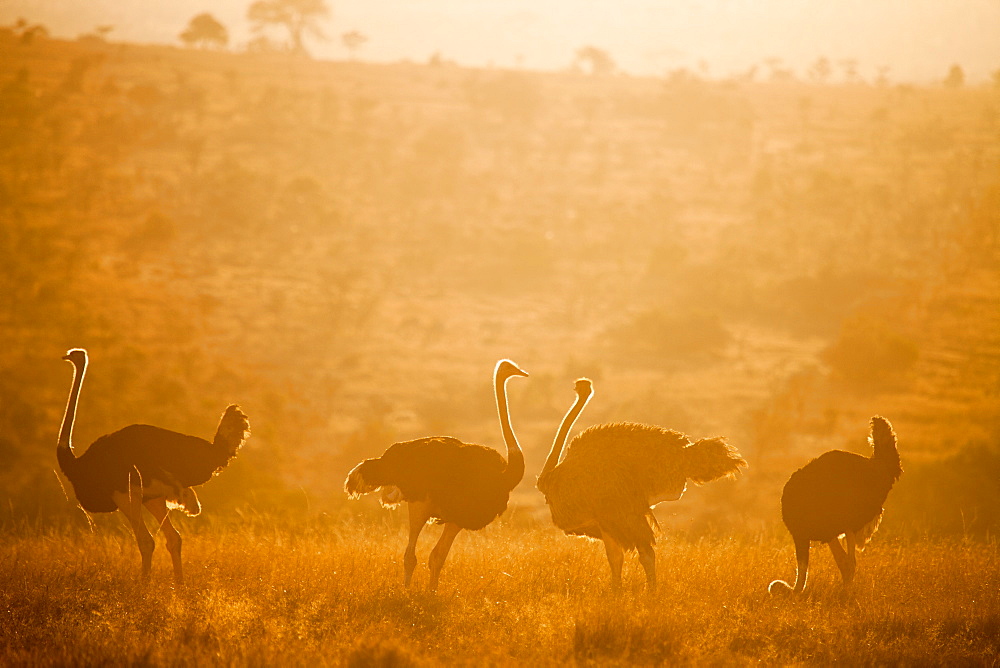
{"left": 541, "top": 422, "right": 746, "bottom": 551}
{"left": 345, "top": 437, "right": 511, "bottom": 530}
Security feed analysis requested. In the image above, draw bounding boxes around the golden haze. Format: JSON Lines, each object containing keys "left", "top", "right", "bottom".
{"left": 0, "top": 25, "right": 998, "bottom": 666}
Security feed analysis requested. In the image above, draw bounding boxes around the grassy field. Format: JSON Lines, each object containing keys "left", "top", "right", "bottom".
{"left": 2, "top": 520, "right": 998, "bottom": 666}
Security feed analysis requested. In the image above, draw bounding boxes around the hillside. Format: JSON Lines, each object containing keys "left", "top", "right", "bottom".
{"left": 1, "top": 33, "right": 998, "bottom": 535}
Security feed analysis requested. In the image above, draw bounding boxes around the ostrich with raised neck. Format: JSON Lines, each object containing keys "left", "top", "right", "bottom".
{"left": 537, "top": 377, "right": 747, "bottom": 592}
{"left": 56, "top": 348, "right": 249, "bottom": 584}
{"left": 345, "top": 359, "right": 528, "bottom": 591}
{"left": 769, "top": 416, "right": 901, "bottom": 594}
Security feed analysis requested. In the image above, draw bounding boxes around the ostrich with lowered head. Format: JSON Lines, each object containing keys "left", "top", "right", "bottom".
{"left": 344, "top": 359, "right": 528, "bottom": 591}
{"left": 56, "top": 348, "right": 250, "bottom": 584}
{"left": 537, "top": 378, "right": 747, "bottom": 591}
{"left": 769, "top": 416, "right": 901, "bottom": 594}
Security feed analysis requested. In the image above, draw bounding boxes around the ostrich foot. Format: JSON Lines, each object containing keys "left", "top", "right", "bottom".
{"left": 768, "top": 579, "right": 795, "bottom": 595}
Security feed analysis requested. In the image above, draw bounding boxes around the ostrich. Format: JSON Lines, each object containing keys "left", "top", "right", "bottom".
{"left": 769, "top": 416, "right": 901, "bottom": 594}
{"left": 537, "top": 378, "right": 747, "bottom": 591}
{"left": 55, "top": 348, "right": 250, "bottom": 584}
{"left": 344, "top": 359, "right": 528, "bottom": 590}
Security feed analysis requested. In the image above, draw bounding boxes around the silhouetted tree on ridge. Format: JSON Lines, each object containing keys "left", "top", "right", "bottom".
{"left": 341, "top": 30, "right": 367, "bottom": 60}
{"left": 10, "top": 17, "right": 49, "bottom": 45}
{"left": 574, "top": 46, "right": 616, "bottom": 76}
{"left": 180, "top": 13, "right": 229, "bottom": 49}
{"left": 807, "top": 57, "right": 831, "bottom": 84}
{"left": 248, "top": 0, "right": 330, "bottom": 56}
{"left": 944, "top": 64, "right": 965, "bottom": 88}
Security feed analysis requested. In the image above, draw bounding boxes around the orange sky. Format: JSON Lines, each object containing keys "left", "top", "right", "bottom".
{"left": 3, "top": 0, "right": 999, "bottom": 82}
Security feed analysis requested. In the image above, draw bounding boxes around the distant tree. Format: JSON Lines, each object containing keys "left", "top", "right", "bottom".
{"left": 734, "top": 65, "right": 758, "bottom": 83}
{"left": 341, "top": 30, "right": 367, "bottom": 59}
{"left": 574, "top": 46, "right": 615, "bottom": 76}
{"left": 874, "top": 65, "right": 891, "bottom": 87}
{"left": 807, "top": 57, "right": 831, "bottom": 84}
{"left": 11, "top": 17, "right": 49, "bottom": 45}
{"left": 180, "top": 13, "right": 228, "bottom": 49}
{"left": 247, "top": 0, "right": 330, "bottom": 56}
{"left": 839, "top": 58, "right": 860, "bottom": 84}
{"left": 763, "top": 57, "right": 795, "bottom": 82}
{"left": 427, "top": 51, "right": 454, "bottom": 67}
{"left": 78, "top": 25, "right": 113, "bottom": 44}
{"left": 944, "top": 64, "right": 965, "bottom": 88}
{"left": 666, "top": 67, "right": 699, "bottom": 84}
{"left": 60, "top": 55, "right": 97, "bottom": 93}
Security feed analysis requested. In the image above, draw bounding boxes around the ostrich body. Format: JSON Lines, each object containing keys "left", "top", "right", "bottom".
{"left": 344, "top": 359, "right": 528, "bottom": 590}
{"left": 537, "top": 379, "right": 747, "bottom": 591}
{"left": 769, "top": 416, "right": 901, "bottom": 594}
{"left": 56, "top": 349, "right": 249, "bottom": 583}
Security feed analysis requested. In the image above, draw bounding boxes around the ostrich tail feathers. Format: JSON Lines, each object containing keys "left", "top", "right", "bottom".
{"left": 214, "top": 405, "right": 250, "bottom": 458}
{"left": 684, "top": 437, "right": 748, "bottom": 484}
{"left": 344, "top": 459, "right": 386, "bottom": 499}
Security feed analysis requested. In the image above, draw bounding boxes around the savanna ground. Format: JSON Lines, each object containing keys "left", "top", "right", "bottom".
{"left": 2, "top": 520, "right": 998, "bottom": 666}
{"left": 1, "top": 26, "right": 999, "bottom": 665}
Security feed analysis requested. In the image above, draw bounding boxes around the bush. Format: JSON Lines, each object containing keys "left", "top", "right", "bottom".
{"left": 890, "top": 443, "right": 1000, "bottom": 537}
{"left": 822, "top": 314, "right": 918, "bottom": 391}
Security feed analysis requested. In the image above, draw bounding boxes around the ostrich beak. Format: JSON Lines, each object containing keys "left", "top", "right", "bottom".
{"left": 507, "top": 363, "right": 529, "bottom": 378}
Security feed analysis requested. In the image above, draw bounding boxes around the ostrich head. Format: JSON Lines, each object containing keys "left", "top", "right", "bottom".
{"left": 574, "top": 378, "right": 593, "bottom": 399}
{"left": 62, "top": 348, "right": 88, "bottom": 366}
{"left": 495, "top": 359, "right": 529, "bottom": 381}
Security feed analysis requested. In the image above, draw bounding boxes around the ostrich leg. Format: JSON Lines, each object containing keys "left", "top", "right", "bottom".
{"left": 404, "top": 501, "right": 432, "bottom": 587}
{"left": 145, "top": 498, "right": 183, "bottom": 584}
{"left": 791, "top": 535, "right": 810, "bottom": 592}
{"left": 637, "top": 543, "right": 657, "bottom": 592}
{"left": 828, "top": 533, "right": 858, "bottom": 585}
{"left": 428, "top": 522, "right": 462, "bottom": 592}
{"left": 828, "top": 537, "right": 850, "bottom": 583}
{"left": 602, "top": 533, "right": 625, "bottom": 591}
{"left": 112, "top": 470, "right": 154, "bottom": 580}
{"left": 843, "top": 531, "right": 858, "bottom": 583}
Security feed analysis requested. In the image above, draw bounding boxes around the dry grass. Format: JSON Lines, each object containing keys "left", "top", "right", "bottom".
{"left": 2, "top": 519, "right": 997, "bottom": 666}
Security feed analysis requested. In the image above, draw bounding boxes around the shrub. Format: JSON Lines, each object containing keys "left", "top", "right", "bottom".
{"left": 890, "top": 443, "right": 1000, "bottom": 536}
{"left": 822, "top": 314, "right": 918, "bottom": 391}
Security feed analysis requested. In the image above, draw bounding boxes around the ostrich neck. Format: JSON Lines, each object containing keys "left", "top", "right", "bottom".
{"left": 58, "top": 360, "right": 86, "bottom": 453}
{"left": 496, "top": 373, "right": 524, "bottom": 491}
{"left": 539, "top": 392, "right": 590, "bottom": 479}
{"left": 873, "top": 439, "right": 902, "bottom": 479}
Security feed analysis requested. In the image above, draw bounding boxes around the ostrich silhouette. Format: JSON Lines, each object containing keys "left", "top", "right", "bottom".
{"left": 537, "top": 378, "right": 747, "bottom": 591}
{"left": 344, "top": 359, "right": 528, "bottom": 590}
{"left": 769, "top": 416, "right": 901, "bottom": 594}
{"left": 56, "top": 349, "right": 249, "bottom": 583}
